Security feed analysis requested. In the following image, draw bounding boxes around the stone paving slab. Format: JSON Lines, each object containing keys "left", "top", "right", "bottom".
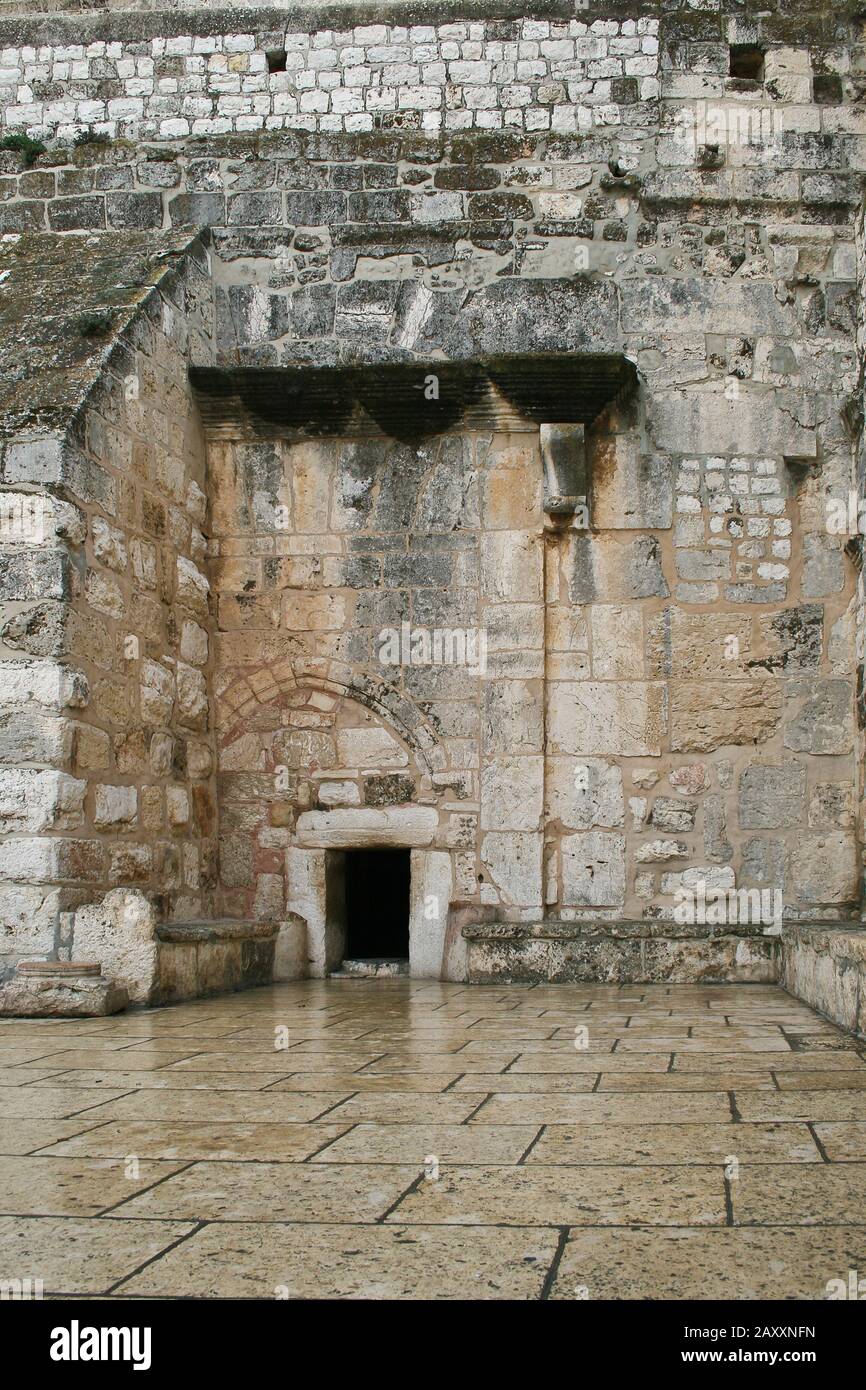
{"left": 1, "top": 980, "right": 865, "bottom": 1299}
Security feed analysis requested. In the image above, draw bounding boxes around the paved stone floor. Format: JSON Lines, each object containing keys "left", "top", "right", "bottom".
{"left": 2, "top": 979, "right": 866, "bottom": 1299}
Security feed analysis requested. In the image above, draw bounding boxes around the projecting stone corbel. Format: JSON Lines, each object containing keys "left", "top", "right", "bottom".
{"left": 540, "top": 423, "right": 588, "bottom": 519}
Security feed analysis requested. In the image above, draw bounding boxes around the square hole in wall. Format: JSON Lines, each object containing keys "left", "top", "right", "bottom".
{"left": 729, "top": 45, "right": 765, "bottom": 81}
{"left": 266, "top": 49, "right": 288, "bottom": 74}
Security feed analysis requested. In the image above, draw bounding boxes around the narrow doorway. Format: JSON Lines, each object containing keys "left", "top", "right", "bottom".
{"left": 343, "top": 848, "right": 410, "bottom": 966}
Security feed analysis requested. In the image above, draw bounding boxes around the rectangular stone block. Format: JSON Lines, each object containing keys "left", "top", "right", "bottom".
{"left": 548, "top": 682, "right": 667, "bottom": 757}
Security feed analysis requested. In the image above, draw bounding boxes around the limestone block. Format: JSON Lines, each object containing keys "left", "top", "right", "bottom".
{"left": 0, "top": 660, "right": 88, "bottom": 711}
{"left": 590, "top": 604, "right": 644, "bottom": 679}
{"left": 670, "top": 681, "right": 780, "bottom": 752}
{"left": 480, "top": 831, "right": 543, "bottom": 909}
{"left": 219, "top": 732, "right": 265, "bottom": 772}
{"left": 72, "top": 888, "right": 159, "bottom": 1004}
{"left": 0, "top": 968, "right": 127, "bottom": 1017}
{"left": 317, "top": 780, "right": 361, "bottom": 807}
{"left": 480, "top": 756, "right": 543, "bottom": 831}
{"left": 481, "top": 530, "right": 542, "bottom": 602}
{"left": 783, "top": 679, "right": 853, "bottom": 756}
{"left": 296, "top": 806, "right": 437, "bottom": 848}
{"left": 176, "top": 661, "right": 208, "bottom": 730}
{"left": 622, "top": 279, "right": 797, "bottom": 338}
{"left": 176, "top": 554, "right": 210, "bottom": 618}
{"left": 545, "top": 757, "right": 624, "bottom": 829}
{"left": 166, "top": 785, "right": 190, "bottom": 827}
{"left": 802, "top": 534, "right": 845, "bottom": 599}
{"left": 273, "top": 913, "right": 308, "bottom": 981}
{"left": 739, "top": 761, "right": 806, "bottom": 829}
{"left": 668, "top": 764, "right": 709, "bottom": 796}
{"left": 660, "top": 866, "right": 735, "bottom": 894}
{"left": 91, "top": 517, "right": 127, "bottom": 572}
{"left": 809, "top": 783, "right": 854, "bottom": 830}
{"left": 562, "top": 831, "right": 626, "bottom": 907}
{"left": 94, "top": 784, "right": 137, "bottom": 829}
{"left": 569, "top": 534, "right": 668, "bottom": 603}
{"left": 180, "top": 620, "right": 209, "bottom": 666}
{"left": 85, "top": 568, "right": 124, "bottom": 620}
{"left": 140, "top": 658, "right": 173, "bottom": 725}
{"left": 0, "top": 884, "right": 60, "bottom": 959}
{"left": 363, "top": 773, "right": 415, "bottom": 806}
{"left": 0, "top": 769, "right": 85, "bottom": 832}
{"left": 409, "top": 848, "right": 455, "bottom": 978}
{"left": 591, "top": 442, "right": 673, "bottom": 530}
{"left": 649, "top": 389, "right": 815, "bottom": 458}
{"left": 650, "top": 798, "right": 697, "bottom": 832}
{"left": 757, "top": 606, "right": 822, "bottom": 674}
{"left": 336, "top": 726, "right": 408, "bottom": 769}
{"left": 0, "top": 838, "right": 103, "bottom": 884}
{"left": 790, "top": 834, "right": 859, "bottom": 905}
{"left": 647, "top": 610, "right": 752, "bottom": 679}
{"left": 548, "top": 682, "right": 666, "bottom": 757}
{"left": 635, "top": 839, "right": 691, "bottom": 863}
{"left": 483, "top": 680, "right": 544, "bottom": 755}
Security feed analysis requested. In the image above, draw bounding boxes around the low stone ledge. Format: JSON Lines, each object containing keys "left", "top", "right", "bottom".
{"left": 781, "top": 923, "right": 866, "bottom": 1038}
{"left": 462, "top": 919, "right": 774, "bottom": 943}
{"left": 155, "top": 919, "right": 278, "bottom": 1004}
{"left": 462, "top": 919, "right": 779, "bottom": 984}
{"left": 156, "top": 920, "right": 278, "bottom": 945}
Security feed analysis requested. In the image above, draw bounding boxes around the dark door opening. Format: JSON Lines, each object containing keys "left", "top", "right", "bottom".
{"left": 344, "top": 848, "right": 410, "bottom": 961}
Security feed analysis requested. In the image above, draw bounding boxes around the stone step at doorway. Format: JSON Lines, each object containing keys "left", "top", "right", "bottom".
{"left": 330, "top": 958, "right": 411, "bottom": 980}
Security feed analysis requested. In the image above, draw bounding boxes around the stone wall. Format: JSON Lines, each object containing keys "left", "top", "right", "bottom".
{"left": 0, "top": 0, "right": 864, "bottom": 985}
{"left": 0, "top": 232, "right": 219, "bottom": 976}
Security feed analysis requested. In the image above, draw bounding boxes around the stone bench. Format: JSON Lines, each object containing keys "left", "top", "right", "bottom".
{"left": 462, "top": 920, "right": 779, "bottom": 985}
{"left": 781, "top": 924, "right": 866, "bottom": 1038}
{"left": 155, "top": 920, "right": 279, "bottom": 1005}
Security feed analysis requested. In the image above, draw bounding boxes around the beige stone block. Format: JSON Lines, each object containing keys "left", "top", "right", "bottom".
{"left": 480, "top": 757, "right": 543, "bottom": 831}
{"left": 647, "top": 610, "right": 753, "bottom": 678}
{"left": 336, "top": 726, "right": 408, "bottom": 769}
{"left": 281, "top": 591, "right": 348, "bottom": 632}
{"left": 790, "top": 833, "right": 859, "bottom": 906}
{"left": 296, "top": 806, "right": 437, "bottom": 849}
{"left": 548, "top": 682, "right": 666, "bottom": 757}
{"left": 562, "top": 830, "right": 626, "bottom": 907}
{"left": 480, "top": 831, "right": 542, "bottom": 908}
{"left": 481, "top": 531, "right": 542, "bottom": 602}
{"left": 72, "top": 888, "right": 159, "bottom": 1006}
{"left": 670, "top": 680, "right": 781, "bottom": 752}
{"left": 591, "top": 604, "right": 644, "bottom": 679}
{"left": 291, "top": 441, "right": 333, "bottom": 533}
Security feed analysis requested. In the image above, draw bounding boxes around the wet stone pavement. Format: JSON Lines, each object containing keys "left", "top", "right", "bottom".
{"left": 1, "top": 980, "right": 866, "bottom": 1300}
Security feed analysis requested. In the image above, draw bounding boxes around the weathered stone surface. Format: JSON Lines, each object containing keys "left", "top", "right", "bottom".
{"left": 650, "top": 798, "right": 697, "bottom": 833}
{"left": 635, "top": 839, "right": 691, "bottom": 864}
{"left": 562, "top": 831, "right": 626, "bottom": 908}
{"left": 668, "top": 764, "right": 709, "bottom": 796}
{"left": 790, "top": 834, "right": 859, "bottom": 906}
{"left": 0, "top": 967, "right": 127, "bottom": 1017}
{"left": 548, "top": 683, "right": 666, "bottom": 758}
{"left": 296, "top": 806, "right": 436, "bottom": 849}
{"left": 569, "top": 535, "right": 668, "bottom": 604}
{"left": 670, "top": 682, "right": 781, "bottom": 752}
{"left": 336, "top": 726, "right": 408, "bottom": 769}
{"left": 480, "top": 757, "right": 543, "bottom": 831}
{"left": 480, "top": 831, "right": 542, "bottom": 910}
{"left": 545, "top": 758, "right": 624, "bottom": 831}
{"left": 783, "top": 679, "right": 853, "bottom": 756}
{"left": 802, "top": 534, "right": 844, "bottom": 599}
{"left": 739, "top": 762, "right": 806, "bottom": 830}
{"left": 72, "top": 888, "right": 159, "bottom": 1005}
